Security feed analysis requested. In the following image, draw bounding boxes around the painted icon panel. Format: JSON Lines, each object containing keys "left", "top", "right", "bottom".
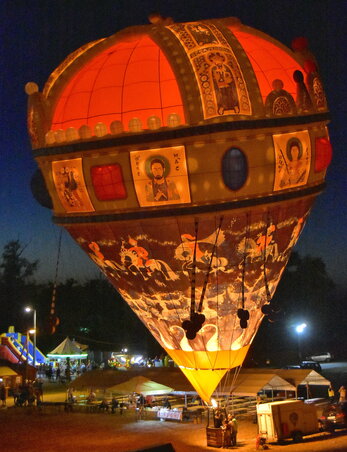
{"left": 273, "top": 131, "right": 311, "bottom": 191}
{"left": 52, "top": 158, "right": 94, "bottom": 212}
{"left": 167, "top": 22, "right": 251, "bottom": 119}
{"left": 130, "top": 146, "right": 191, "bottom": 207}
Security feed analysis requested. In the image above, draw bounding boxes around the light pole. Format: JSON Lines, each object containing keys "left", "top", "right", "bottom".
{"left": 25, "top": 307, "right": 36, "bottom": 367}
{"left": 295, "top": 322, "right": 307, "bottom": 361}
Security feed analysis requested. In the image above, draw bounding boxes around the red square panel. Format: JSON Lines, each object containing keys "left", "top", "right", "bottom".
{"left": 91, "top": 164, "right": 127, "bottom": 200}
{"left": 315, "top": 137, "right": 332, "bottom": 172}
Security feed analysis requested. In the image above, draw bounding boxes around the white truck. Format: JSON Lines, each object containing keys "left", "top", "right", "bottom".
{"left": 257, "top": 400, "right": 320, "bottom": 443}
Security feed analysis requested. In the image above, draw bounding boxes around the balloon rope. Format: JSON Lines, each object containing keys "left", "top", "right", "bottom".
{"left": 190, "top": 220, "right": 199, "bottom": 319}
{"left": 230, "top": 366, "right": 242, "bottom": 414}
{"left": 263, "top": 215, "right": 271, "bottom": 302}
{"left": 50, "top": 228, "right": 62, "bottom": 318}
{"left": 220, "top": 368, "right": 230, "bottom": 398}
{"left": 241, "top": 214, "right": 250, "bottom": 309}
{"left": 213, "top": 216, "right": 221, "bottom": 370}
{"left": 197, "top": 216, "right": 223, "bottom": 313}
{"left": 220, "top": 365, "right": 242, "bottom": 410}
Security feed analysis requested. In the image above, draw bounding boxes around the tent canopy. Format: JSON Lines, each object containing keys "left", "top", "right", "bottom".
{"left": 229, "top": 373, "right": 296, "bottom": 397}
{"left": 73, "top": 340, "right": 88, "bottom": 351}
{"left": 241, "top": 368, "right": 331, "bottom": 387}
{"left": 70, "top": 368, "right": 194, "bottom": 392}
{"left": 47, "top": 337, "right": 88, "bottom": 358}
{"left": 0, "top": 366, "right": 18, "bottom": 377}
{"left": 275, "top": 369, "right": 331, "bottom": 386}
{"left": 108, "top": 376, "right": 173, "bottom": 396}
{"left": 69, "top": 367, "right": 329, "bottom": 396}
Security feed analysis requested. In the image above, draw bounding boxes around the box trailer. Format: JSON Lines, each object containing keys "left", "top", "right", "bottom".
{"left": 257, "top": 399, "right": 319, "bottom": 443}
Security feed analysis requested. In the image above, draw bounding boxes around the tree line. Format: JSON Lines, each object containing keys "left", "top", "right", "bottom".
{"left": 0, "top": 240, "right": 161, "bottom": 355}
{"left": 0, "top": 239, "right": 345, "bottom": 363}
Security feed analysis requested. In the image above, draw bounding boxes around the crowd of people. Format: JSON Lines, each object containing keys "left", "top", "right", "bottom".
{"left": 63, "top": 388, "right": 181, "bottom": 420}
{"left": 66, "top": 387, "right": 136, "bottom": 415}
{"left": 213, "top": 409, "right": 238, "bottom": 448}
{"left": 38, "top": 363, "right": 90, "bottom": 382}
{"left": 327, "top": 384, "right": 346, "bottom": 403}
{"left": 4, "top": 379, "right": 44, "bottom": 407}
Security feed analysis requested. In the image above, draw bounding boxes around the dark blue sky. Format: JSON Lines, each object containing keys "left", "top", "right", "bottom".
{"left": 1, "top": 0, "right": 346, "bottom": 285}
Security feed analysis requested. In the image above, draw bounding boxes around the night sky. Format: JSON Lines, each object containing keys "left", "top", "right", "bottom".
{"left": 1, "top": 0, "right": 346, "bottom": 286}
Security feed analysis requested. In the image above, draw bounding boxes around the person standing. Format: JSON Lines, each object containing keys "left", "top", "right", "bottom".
{"left": 214, "top": 409, "right": 223, "bottom": 428}
{"left": 11, "top": 383, "right": 20, "bottom": 406}
{"left": 111, "top": 397, "right": 119, "bottom": 414}
{"left": 67, "top": 387, "right": 75, "bottom": 403}
{"left": 328, "top": 385, "right": 335, "bottom": 402}
{"left": 33, "top": 380, "right": 42, "bottom": 405}
{"left": 87, "top": 389, "right": 96, "bottom": 403}
{"left": 56, "top": 366, "right": 61, "bottom": 381}
{"left": 222, "top": 414, "right": 233, "bottom": 448}
{"left": 231, "top": 415, "right": 238, "bottom": 446}
{"left": 0, "top": 383, "right": 6, "bottom": 407}
{"left": 338, "top": 385, "right": 346, "bottom": 403}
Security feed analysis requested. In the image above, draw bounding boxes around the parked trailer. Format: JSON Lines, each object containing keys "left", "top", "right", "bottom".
{"left": 257, "top": 400, "right": 319, "bottom": 443}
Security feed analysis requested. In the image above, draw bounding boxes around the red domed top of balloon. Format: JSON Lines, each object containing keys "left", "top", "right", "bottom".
{"left": 38, "top": 17, "right": 310, "bottom": 141}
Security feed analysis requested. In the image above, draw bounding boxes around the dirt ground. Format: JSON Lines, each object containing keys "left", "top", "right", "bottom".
{"left": 1, "top": 381, "right": 346, "bottom": 451}
{"left": 0, "top": 407, "right": 347, "bottom": 452}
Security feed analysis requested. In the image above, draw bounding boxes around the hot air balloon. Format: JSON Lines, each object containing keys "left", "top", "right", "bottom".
{"left": 26, "top": 15, "right": 332, "bottom": 402}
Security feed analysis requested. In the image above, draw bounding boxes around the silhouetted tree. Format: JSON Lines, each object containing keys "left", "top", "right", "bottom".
{"left": 250, "top": 251, "right": 336, "bottom": 366}
{"left": 38, "top": 275, "right": 160, "bottom": 355}
{"left": 0, "top": 240, "right": 38, "bottom": 331}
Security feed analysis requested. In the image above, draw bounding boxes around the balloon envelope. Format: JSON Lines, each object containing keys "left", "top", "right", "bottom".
{"left": 64, "top": 197, "right": 313, "bottom": 401}
{"left": 27, "top": 17, "right": 331, "bottom": 402}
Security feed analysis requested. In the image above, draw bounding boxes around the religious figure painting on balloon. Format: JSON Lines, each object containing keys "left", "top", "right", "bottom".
{"left": 167, "top": 21, "right": 251, "bottom": 119}
{"left": 52, "top": 158, "right": 95, "bottom": 212}
{"left": 130, "top": 146, "right": 191, "bottom": 207}
{"left": 273, "top": 130, "right": 311, "bottom": 191}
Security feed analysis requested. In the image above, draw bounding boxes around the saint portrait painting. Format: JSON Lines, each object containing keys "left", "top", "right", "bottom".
{"left": 52, "top": 158, "right": 95, "bottom": 212}
{"left": 130, "top": 146, "right": 191, "bottom": 207}
{"left": 273, "top": 131, "right": 311, "bottom": 191}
